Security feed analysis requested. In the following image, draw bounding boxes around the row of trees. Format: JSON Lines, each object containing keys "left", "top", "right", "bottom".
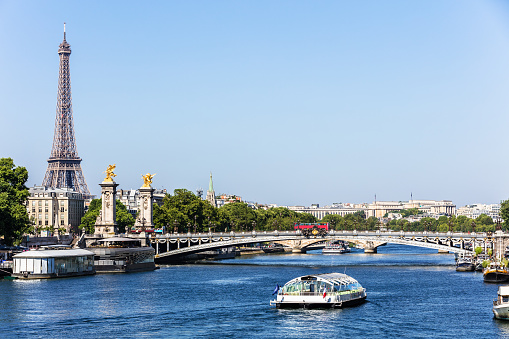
{"left": 152, "top": 189, "right": 316, "bottom": 233}
{"left": 78, "top": 188, "right": 509, "bottom": 234}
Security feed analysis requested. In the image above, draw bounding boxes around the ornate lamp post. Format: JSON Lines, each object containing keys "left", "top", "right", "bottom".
{"left": 194, "top": 215, "right": 197, "bottom": 233}
{"left": 173, "top": 219, "right": 178, "bottom": 234}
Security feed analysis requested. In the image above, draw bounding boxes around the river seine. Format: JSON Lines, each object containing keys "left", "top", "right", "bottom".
{"left": 2, "top": 244, "right": 509, "bottom": 338}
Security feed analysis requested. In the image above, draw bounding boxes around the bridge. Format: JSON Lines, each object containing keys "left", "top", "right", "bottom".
{"left": 149, "top": 230, "right": 504, "bottom": 264}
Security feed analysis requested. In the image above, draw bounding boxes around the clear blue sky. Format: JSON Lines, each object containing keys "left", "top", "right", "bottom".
{"left": 1, "top": 1, "right": 509, "bottom": 207}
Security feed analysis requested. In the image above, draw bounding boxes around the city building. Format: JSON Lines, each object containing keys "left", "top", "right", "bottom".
{"left": 117, "top": 188, "right": 166, "bottom": 218}
{"left": 27, "top": 186, "right": 85, "bottom": 234}
{"left": 456, "top": 204, "right": 501, "bottom": 221}
{"left": 289, "top": 199, "right": 456, "bottom": 220}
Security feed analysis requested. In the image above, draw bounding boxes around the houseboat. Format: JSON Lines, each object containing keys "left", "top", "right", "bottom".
{"left": 12, "top": 247, "right": 95, "bottom": 279}
{"left": 493, "top": 286, "right": 509, "bottom": 320}
{"left": 87, "top": 237, "right": 156, "bottom": 273}
{"left": 270, "top": 273, "right": 367, "bottom": 309}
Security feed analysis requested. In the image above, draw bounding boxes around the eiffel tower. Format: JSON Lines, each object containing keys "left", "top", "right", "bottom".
{"left": 42, "top": 24, "right": 92, "bottom": 199}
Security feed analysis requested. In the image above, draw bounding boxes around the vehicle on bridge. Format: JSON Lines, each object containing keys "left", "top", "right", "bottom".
{"left": 270, "top": 273, "right": 366, "bottom": 309}
{"left": 294, "top": 223, "right": 328, "bottom": 237}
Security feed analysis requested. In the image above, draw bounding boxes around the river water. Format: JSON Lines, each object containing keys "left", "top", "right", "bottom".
{"left": 2, "top": 244, "right": 509, "bottom": 338}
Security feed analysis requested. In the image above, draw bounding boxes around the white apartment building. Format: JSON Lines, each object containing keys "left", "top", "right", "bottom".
{"left": 456, "top": 204, "right": 501, "bottom": 221}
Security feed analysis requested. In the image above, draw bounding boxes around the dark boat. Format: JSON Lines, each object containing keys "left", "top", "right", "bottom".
{"left": 262, "top": 243, "right": 285, "bottom": 254}
{"left": 484, "top": 267, "right": 509, "bottom": 283}
{"left": 456, "top": 257, "right": 475, "bottom": 272}
{"left": 88, "top": 237, "right": 156, "bottom": 273}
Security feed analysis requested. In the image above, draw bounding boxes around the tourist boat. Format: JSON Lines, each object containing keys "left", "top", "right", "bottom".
{"left": 484, "top": 265, "right": 509, "bottom": 283}
{"left": 456, "top": 257, "right": 475, "bottom": 272}
{"left": 493, "top": 286, "right": 509, "bottom": 320}
{"left": 270, "top": 273, "right": 367, "bottom": 309}
{"left": 87, "top": 237, "right": 156, "bottom": 273}
{"left": 322, "top": 241, "right": 351, "bottom": 254}
{"left": 11, "top": 247, "right": 95, "bottom": 279}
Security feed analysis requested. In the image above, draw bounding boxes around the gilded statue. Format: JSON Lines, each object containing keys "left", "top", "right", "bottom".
{"left": 104, "top": 164, "right": 117, "bottom": 182}
{"left": 142, "top": 173, "right": 155, "bottom": 187}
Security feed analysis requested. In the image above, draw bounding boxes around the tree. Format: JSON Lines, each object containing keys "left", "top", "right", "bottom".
{"left": 0, "top": 158, "right": 30, "bottom": 245}
{"left": 220, "top": 202, "right": 257, "bottom": 231}
{"left": 321, "top": 214, "right": 343, "bottom": 230}
{"left": 474, "top": 246, "right": 483, "bottom": 257}
{"left": 79, "top": 199, "right": 134, "bottom": 234}
{"left": 476, "top": 213, "right": 494, "bottom": 226}
{"left": 154, "top": 189, "right": 219, "bottom": 232}
{"left": 501, "top": 199, "right": 509, "bottom": 224}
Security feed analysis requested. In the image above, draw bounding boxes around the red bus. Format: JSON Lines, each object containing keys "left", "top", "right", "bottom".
{"left": 294, "top": 222, "right": 329, "bottom": 231}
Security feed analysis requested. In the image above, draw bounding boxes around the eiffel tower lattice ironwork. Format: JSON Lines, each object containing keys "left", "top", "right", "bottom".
{"left": 42, "top": 24, "right": 91, "bottom": 199}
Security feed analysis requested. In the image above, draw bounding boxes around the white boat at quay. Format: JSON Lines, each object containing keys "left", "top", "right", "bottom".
{"left": 493, "top": 286, "right": 509, "bottom": 320}
{"left": 270, "top": 273, "right": 367, "bottom": 309}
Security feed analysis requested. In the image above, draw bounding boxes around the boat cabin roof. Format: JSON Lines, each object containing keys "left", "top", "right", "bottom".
{"left": 98, "top": 237, "right": 140, "bottom": 242}
{"left": 284, "top": 273, "right": 360, "bottom": 286}
{"left": 499, "top": 286, "right": 509, "bottom": 296}
{"left": 13, "top": 249, "right": 94, "bottom": 259}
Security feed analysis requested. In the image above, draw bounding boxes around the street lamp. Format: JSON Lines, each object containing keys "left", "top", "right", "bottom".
{"left": 173, "top": 219, "right": 178, "bottom": 234}
{"left": 194, "top": 215, "right": 197, "bottom": 233}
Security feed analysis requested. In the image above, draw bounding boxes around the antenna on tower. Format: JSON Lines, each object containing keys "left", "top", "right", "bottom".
{"left": 63, "top": 22, "right": 66, "bottom": 40}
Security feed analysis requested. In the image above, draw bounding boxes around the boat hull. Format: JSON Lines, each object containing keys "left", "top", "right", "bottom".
{"left": 274, "top": 296, "right": 366, "bottom": 309}
{"left": 456, "top": 264, "right": 475, "bottom": 272}
{"left": 494, "top": 304, "right": 509, "bottom": 320}
{"left": 484, "top": 272, "right": 509, "bottom": 283}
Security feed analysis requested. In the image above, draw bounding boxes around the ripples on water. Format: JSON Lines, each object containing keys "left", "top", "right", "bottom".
{"left": 1, "top": 244, "right": 508, "bottom": 338}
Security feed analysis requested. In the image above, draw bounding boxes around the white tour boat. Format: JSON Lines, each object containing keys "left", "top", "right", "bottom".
{"left": 493, "top": 286, "right": 509, "bottom": 320}
{"left": 322, "top": 241, "right": 351, "bottom": 254}
{"left": 270, "top": 273, "right": 367, "bottom": 309}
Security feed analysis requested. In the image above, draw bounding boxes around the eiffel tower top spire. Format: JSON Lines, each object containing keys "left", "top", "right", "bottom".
{"left": 42, "top": 25, "right": 91, "bottom": 199}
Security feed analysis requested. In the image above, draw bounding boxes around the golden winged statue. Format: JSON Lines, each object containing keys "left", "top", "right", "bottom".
{"left": 104, "top": 164, "right": 117, "bottom": 182}
{"left": 142, "top": 173, "right": 156, "bottom": 187}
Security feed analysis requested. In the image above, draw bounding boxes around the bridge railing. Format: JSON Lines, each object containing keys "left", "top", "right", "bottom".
{"left": 150, "top": 229, "right": 493, "bottom": 240}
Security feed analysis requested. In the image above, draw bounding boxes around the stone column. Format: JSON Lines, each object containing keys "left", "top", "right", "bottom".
{"left": 134, "top": 186, "right": 155, "bottom": 231}
{"left": 94, "top": 180, "right": 119, "bottom": 236}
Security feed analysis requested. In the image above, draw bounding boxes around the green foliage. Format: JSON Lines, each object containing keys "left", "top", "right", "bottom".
{"left": 474, "top": 246, "right": 483, "bottom": 257}
{"left": 79, "top": 199, "right": 134, "bottom": 234}
{"left": 502, "top": 258, "right": 509, "bottom": 268}
{"left": 482, "top": 260, "right": 490, "bottom": 268}
{"left": 0, "top": 158, "right": 30, "bottom": 245}
{"left": 154, "top": 189, "right": 219, "bottom": 232}
{"left": 488, "top": 248, "right": 493, "bottom": 257}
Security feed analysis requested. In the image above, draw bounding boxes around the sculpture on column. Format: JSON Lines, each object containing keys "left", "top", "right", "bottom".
{"left": 141, "top": 173, "right": 155, "bottom": 187}
{"left": 104, "top": 164, "right": 117, "bottom": 182}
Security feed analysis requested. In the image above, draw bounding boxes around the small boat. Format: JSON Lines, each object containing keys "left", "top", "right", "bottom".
{"left": 493, "top": 286, "right": 509, "bottom": 320}
{"left": 270, "top": 273, "right": 367, "bottom": 309}
{"left": 262, "top": 243, "right": 285, "bottom": 254}
{"left": 322, "top": 241, "right": 351, "bottom": 254}
{"left": 456, "top": 257, "right": 475, "bottom": 272}
{"left": 484, "top": 265, "right": 509, "bottom": 283}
